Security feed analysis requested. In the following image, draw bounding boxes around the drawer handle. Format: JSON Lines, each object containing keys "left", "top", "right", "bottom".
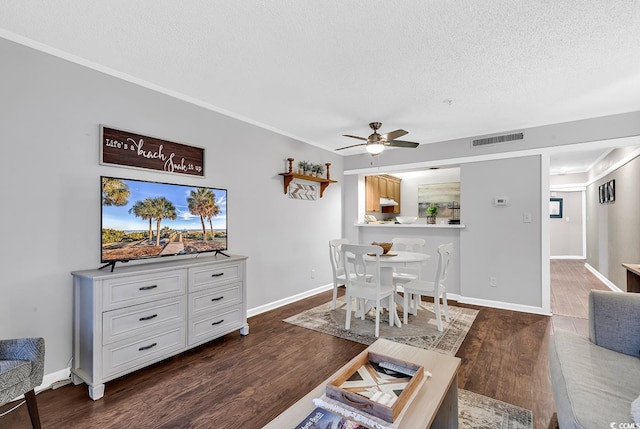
{"left": 211, "top": 273, "right": 224, "bottom": 277}
{"left": 139, "top": 285, "right": 158, "bottom": 291}
{"left": 138, "top": 342, "right": 157, "bottom": 351}
{"left": 139, "top": 314, "right": 158, "bottom": 321}
{"left": 211, "top": 296, "right": 224, "bottom": 302}
{"left": 211, "top": 319, "right": 224, "bottom": 326}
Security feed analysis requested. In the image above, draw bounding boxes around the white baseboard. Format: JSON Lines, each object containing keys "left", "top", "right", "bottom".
{"left": 11, "top": 368, "right": 71, "bottom": 401}
{"left": 38, "top": 368, "right": 70, "bottom": 393}
{"left": 583, "top": 263, "right": 622, "bottom": 292}
{"left": 247, "top": 283, "right": 333, "bottom": 317}
{"left": 457, "top": 296, "right": 551, "bottom": 316}
{"left": 550, "top": 255, "right": 585, "bottom": 260}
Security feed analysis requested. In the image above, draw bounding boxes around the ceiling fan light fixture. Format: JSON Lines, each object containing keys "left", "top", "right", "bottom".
{"left": 366, "top": 143, "right": 385, "bottom": 155}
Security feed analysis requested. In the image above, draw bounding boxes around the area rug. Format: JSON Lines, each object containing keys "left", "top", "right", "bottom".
{"left": 284, "top": 297, "right": 479, "bottom": 356}
{"left": 459, "top": 389, "right": 533, "bottom": 429}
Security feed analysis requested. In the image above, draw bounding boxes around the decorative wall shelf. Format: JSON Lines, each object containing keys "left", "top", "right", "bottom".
{"left": 279, "top": 158, "right": 337, "bottom": 198}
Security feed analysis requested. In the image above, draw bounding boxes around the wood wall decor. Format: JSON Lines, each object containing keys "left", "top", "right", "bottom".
{"left": 100, "top": 125, "right": 204, "bottom": 177}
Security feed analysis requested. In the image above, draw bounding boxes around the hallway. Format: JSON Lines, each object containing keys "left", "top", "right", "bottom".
{"left": 550, "top": 259, "right": 610, "bottom": 335}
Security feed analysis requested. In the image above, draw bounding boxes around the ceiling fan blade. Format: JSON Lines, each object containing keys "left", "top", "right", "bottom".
{"left": 387, "top": 140, "right": 419, "bottom": 148}
{"left": 342, "top": 134, "right": 368, "bottom": 141}
{"left": 335, "top": 142, "right": 367, "bottom": 151}
{"left": 381, "top": 129, "right": 408, "bottom": 141}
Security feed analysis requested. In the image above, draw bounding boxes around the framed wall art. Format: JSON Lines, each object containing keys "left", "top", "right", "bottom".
{"left": 598, "top": 179, "right": 615, "bottom": 204}
{"left": 550, "top": 197, "right": 563, "bottom": 218}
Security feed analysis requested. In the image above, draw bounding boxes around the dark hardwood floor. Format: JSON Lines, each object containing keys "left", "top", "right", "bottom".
{"left": 0, "top": 260, "right": 609, "bottom": 429}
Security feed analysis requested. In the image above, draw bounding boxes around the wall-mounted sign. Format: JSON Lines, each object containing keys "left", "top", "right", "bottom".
{"left": 100, "top": 125, "right": 204, "bottom": 177}
{"left": 288, "top": 181, "right": 318, "bottom": 200}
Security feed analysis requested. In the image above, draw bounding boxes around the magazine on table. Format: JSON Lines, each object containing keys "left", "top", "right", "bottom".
{"left": 294, "top": 406, "right": 371, "bottom": 429}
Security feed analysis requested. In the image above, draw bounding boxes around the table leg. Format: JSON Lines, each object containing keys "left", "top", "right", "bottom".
{"left": 431, "top": 374, "right": 458, "bottom": 428}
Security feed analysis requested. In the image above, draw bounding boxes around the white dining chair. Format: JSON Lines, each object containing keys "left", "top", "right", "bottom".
{"left": 342, "top": 244, "right": 395, "bottom": 337}
{"left": 402, "top": 243, "right": 452, "bottom": 332}
{"left": 328, "top": 238, "right": 349, "bottom": 309}
{"left": 391, "top": 237, "right": 426, "bottom": 287}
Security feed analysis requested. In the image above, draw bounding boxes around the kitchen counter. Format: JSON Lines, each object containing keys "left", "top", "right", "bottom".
{"left": 354, "top": 222, "right": 463, "bottom": 296}
{"left": 356, "top": 223, "right": 465, "bottom": 229}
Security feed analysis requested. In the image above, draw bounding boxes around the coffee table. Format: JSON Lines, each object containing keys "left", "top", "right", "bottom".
{"left": 263, "top": 338, "right": 460, "bottom": 428}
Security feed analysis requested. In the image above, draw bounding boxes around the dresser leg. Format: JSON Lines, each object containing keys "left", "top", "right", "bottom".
{"left": 89, "top": 384, "right": 105, "bottom": 400}
{"left": 240, "top": 324, "right": 249, "bottom": 336}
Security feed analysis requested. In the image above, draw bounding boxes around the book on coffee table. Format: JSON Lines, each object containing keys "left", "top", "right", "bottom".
{"left": 294, "top": 406, "right": 369, "bottom": 429}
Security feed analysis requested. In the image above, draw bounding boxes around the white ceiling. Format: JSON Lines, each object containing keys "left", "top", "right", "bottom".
{"left": 1, "top": 1, "right": 639, "bottom": 170}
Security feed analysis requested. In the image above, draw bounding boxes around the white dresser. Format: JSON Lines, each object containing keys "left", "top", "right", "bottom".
{"left": 71, "top": 254, "right": 248, "bottom": 400}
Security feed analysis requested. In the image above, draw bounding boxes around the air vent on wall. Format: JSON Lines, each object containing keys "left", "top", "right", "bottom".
{"left": 472, "top": 132, "right": 524, "bottom": 147}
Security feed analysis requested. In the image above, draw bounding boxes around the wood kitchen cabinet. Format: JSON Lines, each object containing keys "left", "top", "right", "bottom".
{"left": 379, "top": 176, "right": 388, "bottom": 198}
{"left": 365, "top": 175, "right": 380, "bottom": 211}
{"left": 365, "top": 174, "right": 401, "bottom": 213}
{"left": 388, "top": 178, "right": 401, "bottom": 214}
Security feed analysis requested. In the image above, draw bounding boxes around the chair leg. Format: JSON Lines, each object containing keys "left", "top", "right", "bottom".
{"left": 374, "top": 299, "right": 380, "bottom": 337}
{"left": 403, "top": 292, "right": 409, "bottom": 324}
{"left": 345, "top": 295, "right": 352, "bottom": 330}
{"left": 24, "top": 389, "right": 41, "bottom": 429}
{"left": 332, "top": 283, "right": 338, "bottom": 309}
{"left": 441, "top": 294, "right": 450, "bottom": 322}
{"left": 433, "top": 296, "right": 443, "bottom": 332}
{"left": 411, "top": 293, "right": 419, "bottom": 315}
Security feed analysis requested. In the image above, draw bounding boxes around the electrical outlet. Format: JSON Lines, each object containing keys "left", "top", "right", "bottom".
{"left": 311, "top": 269, "right": 316, "bottom": 279}
{"left": 490, "top": 276, "right": 497, "bottom": 287}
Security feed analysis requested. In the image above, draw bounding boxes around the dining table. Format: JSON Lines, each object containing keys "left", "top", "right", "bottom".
{"left": 358, "top": 250, "right": 431, "bottom": 327}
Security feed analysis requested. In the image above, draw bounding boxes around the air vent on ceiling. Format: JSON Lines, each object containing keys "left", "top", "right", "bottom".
{"left": 472, "top": 132, "right": 524, "bottom": 147}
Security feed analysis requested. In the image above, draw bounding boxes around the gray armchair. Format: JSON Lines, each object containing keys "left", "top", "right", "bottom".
{"left": 0, "top": 337, "right": 45, "bottom": 429}
{"left": 550, "top": 291, "right": 640, "bottom": 428}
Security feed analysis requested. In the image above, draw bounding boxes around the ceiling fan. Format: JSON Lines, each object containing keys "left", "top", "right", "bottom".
{"left": 336, "top": 122, "right": 420, "bottom": 155}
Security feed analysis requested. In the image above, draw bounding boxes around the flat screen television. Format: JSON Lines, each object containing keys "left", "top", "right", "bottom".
{"left": 101, "top": 176, "right": 228, "bottom": 269}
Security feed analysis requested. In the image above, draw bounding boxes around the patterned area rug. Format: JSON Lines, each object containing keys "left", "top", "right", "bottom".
{"left": 284, "top": 296, "right": 478, "bottom": 355}
{"left": 459, "top": 390, "right": 533, "bottom": 429}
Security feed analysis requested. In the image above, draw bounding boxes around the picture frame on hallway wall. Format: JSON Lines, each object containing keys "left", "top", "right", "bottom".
{"left": 550, "top": 197, "right": 563, "bottom": 218}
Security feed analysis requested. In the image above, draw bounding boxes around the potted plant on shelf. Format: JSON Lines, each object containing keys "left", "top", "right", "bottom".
{"left": 298, "top": 160, "right": 310, "bottom": 175}
{"left": 314, "top": 163, "right": 326, "bottom": 178}
{"left": 426, "top": 204, "right": 438, "bottom": 224}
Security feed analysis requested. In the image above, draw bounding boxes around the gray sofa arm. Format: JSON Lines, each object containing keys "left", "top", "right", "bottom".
{"left": 589, "top": 290, "right": 640, "bottom": 358}
{"left": 0, "top": 337, "right": 45, "bottom": 386}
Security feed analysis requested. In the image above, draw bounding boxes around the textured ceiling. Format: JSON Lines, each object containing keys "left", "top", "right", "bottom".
{"left": 1, "top": 1, "right": 639, "bottom": 167}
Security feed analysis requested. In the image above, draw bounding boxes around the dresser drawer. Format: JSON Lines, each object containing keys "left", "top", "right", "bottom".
{"left": 189, "top": 282, "right": 241, "bottom": 317}
{"left": 102, "top": 326, "right": 185, "bottom": 379}
{"left": 188, "top": 305, "right": 242, "bottom": 346}
{"left": 189, "top": 263, "right": 241, "bottom": 292}
{"left": 103, "top": 296, "right": 185, "bottom": 345}
{"left": 102, "top": 270, "right": 186, "bottom": 310}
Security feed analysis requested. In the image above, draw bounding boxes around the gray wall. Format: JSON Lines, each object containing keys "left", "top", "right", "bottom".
{"left": 550, "top": 191, "right": 584, "bottom": 258}
{"left": 459, "top": 156, "right": 543, "bottom": 308}
{"left": 586, "top": 153, "right": 640, "bottom": 290}
{"left": 0, "top": 38, "right": 343, "bottom": 375}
